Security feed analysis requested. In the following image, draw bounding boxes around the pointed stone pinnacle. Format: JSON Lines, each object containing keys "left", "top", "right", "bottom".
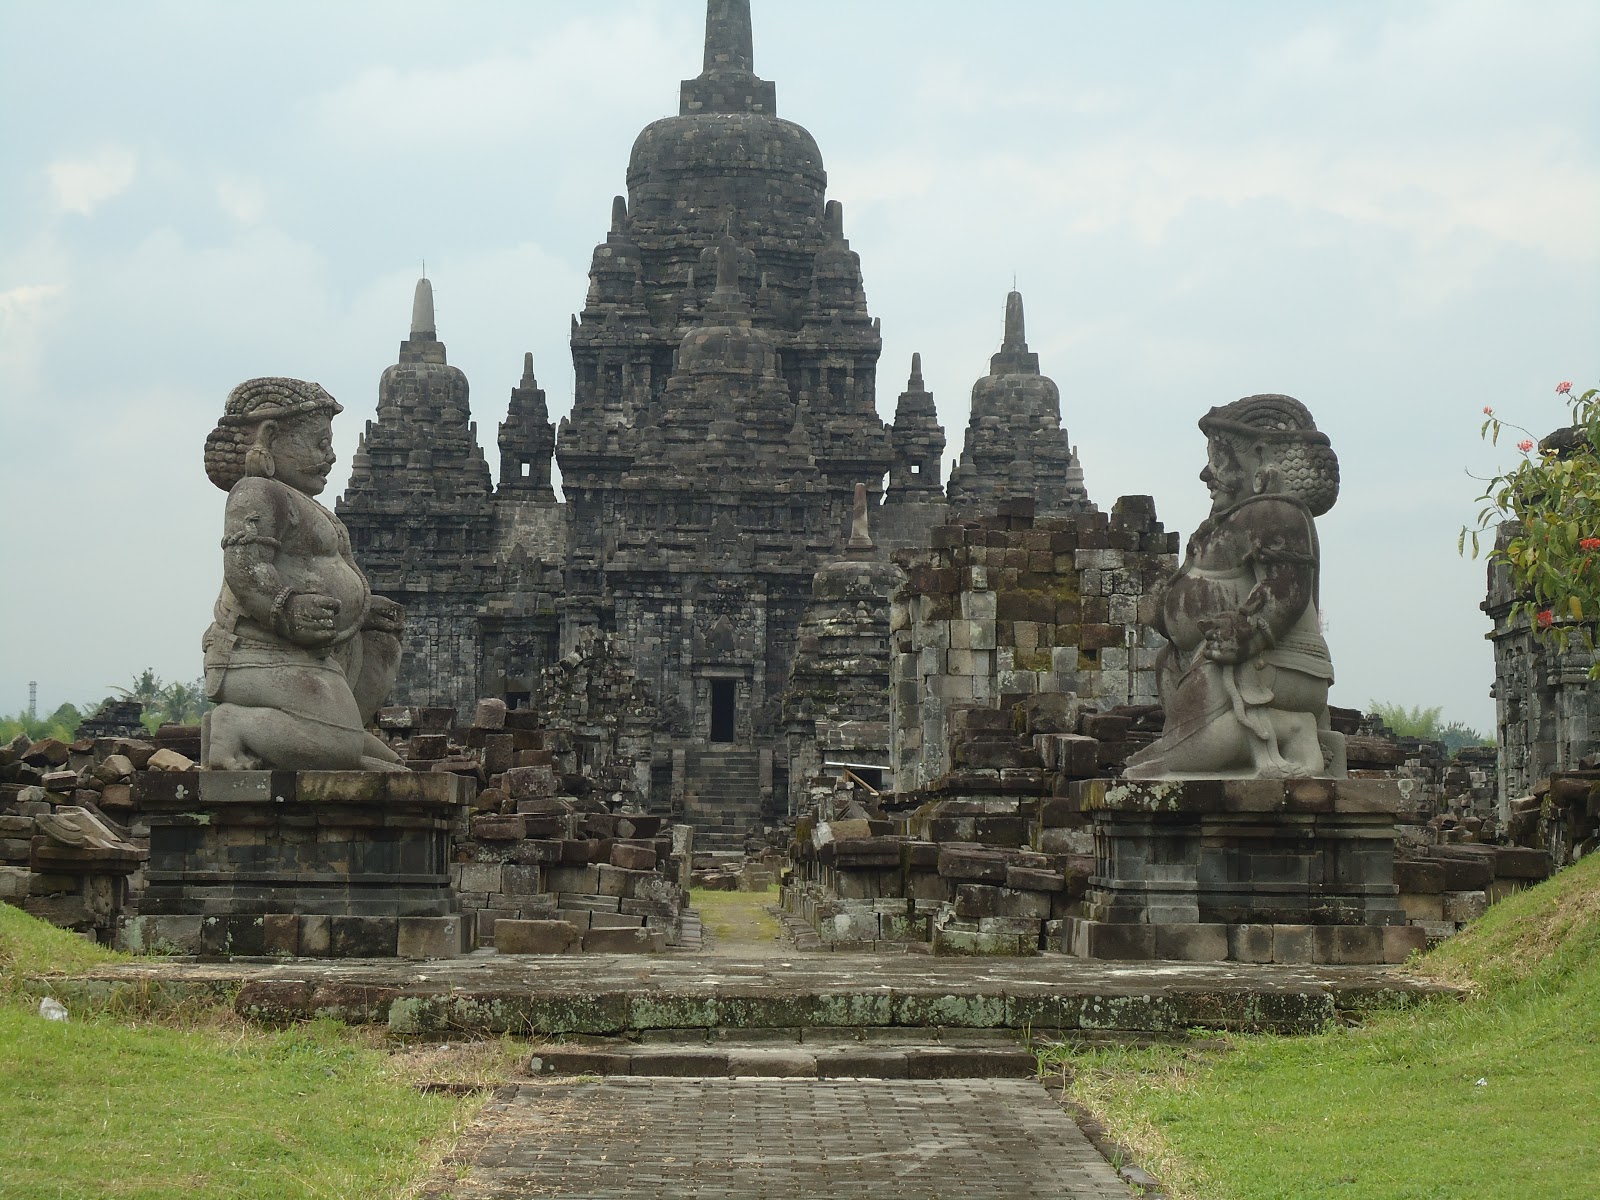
{"left": 703, "top": 0, "right": 754, "bottom": 74}
{"left": 411, "top": 276, "right": 436, "bottom": 338}
{"left": 522, "top": 351, "right": 536, "bottom": 385}
{"left": 848, "top": 481, "right": 874, "bottom": 552}
{"left": 1003, "top": 290, "right": 1026, "bottom": 352}
{"left": 909, "top": 352, "right": 924, "bottom": 390}
{"left": 825, "top": 199, "right": 845, "bottom": 241}
{"left": 611, "top": 195, "right": 627, "bottom": 232}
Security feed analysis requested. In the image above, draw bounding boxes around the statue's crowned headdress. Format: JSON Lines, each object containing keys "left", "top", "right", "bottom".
{"left": 203, "top": 377, "right": 343, "bottom": 491}
{"left": 1200, "top": 393, "right": 1340, "bottom": 517}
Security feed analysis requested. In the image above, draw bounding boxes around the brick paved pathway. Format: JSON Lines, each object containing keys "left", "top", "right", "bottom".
{"left": 422, "top": 1078, "right": 1134, "bottom": 1199}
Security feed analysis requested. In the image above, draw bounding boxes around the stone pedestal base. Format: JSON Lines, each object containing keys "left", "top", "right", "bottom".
{"left": 1067, "top": 777, "right": 1412, "bottom": 963}
{"left": 121, "top": 770, "right": 474, "bottom": 959}
{"left": 1065, "top": 918, "right": 1425, "bottom": 964}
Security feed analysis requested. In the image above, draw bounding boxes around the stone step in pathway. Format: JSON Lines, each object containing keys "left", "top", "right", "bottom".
{"left": 529, "top": 1038, "right": 1039, "bottom": 1080}
{"left": 419, "top": 1077, "right": 1142, "bottom": 1199}
{"left": 675, "top": 909, "right": 703, "bottom": 952}
{"left": 65, "top": 953, "right": 1458, "bottom": 1038}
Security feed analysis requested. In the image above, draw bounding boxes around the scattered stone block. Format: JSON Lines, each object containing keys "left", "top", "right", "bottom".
{"left": 610, "top": 843, "right": 657, "bottom": 871}
{"left": 398, "top": 916, "right": 470, "bottom": 959}
{"left": 1442, "top": 890, "right": 1488, "bottom": 922}
{"left": 495, "top": 919, "right": 580, "bottom": 954}
{"left": 581, "top": 926, "right": 666, "bottom": 954}
{"left": 146, "top": 748, "right": 195, "bottom": 772}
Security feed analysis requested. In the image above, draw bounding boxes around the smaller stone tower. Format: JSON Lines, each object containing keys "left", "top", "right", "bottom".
{"left": 887, "top": 352, "right": 944, "bottom": 501}
{"left": 497, "top": 353, "right": 556, "bottom": 502}
{"left": 338, "top": 276, "right": 499, "bottom": 711}
{"left": 782, "top": 483, "right": 905, "bottom": 812}
{"left": 947, "top": 290, "right": 1091, "bottom": 519}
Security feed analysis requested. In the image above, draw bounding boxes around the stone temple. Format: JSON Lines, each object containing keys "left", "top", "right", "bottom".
{"left": 336, "top": 0, "right": 1093, "bottom": 833}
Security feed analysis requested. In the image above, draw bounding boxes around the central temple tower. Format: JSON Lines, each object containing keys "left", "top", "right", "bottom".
{"left": 555, "top": 0, "right": 912, "bottom": 831}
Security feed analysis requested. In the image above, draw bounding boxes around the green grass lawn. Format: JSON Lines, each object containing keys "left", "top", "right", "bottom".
{"left": 690, "top": 885, "right": 783, "bottom": 948}
{"left": 1044, "top": 854, "right": 1600, "bottom": 1200}
{"left": 0, "top": 905, "right": 510, "bottom": 1200}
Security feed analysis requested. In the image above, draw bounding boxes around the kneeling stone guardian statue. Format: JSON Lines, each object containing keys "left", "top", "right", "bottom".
{"left": 1124, "top": 394, "right": 1346, "bottom": 780}
{"left": 200, "top": 377, "right": 406, "bottom": 772}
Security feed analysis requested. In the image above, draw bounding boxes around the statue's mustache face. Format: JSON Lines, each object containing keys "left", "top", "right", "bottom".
{"left": 271, "top": 417, "right": 337, "bottom": 495}
{"left": 1200, "top": 438, "right": 1248, "bottom": 507}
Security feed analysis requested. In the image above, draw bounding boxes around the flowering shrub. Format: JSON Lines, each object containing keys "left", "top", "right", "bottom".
{"left": 1466, "top": 381, "right": 1600, "bottom": 665}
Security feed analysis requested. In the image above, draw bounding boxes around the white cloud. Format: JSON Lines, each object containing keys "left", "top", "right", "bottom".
{"left": 309, "top": 14, "right": 690, "bottom": 151}
{"left": 0, "top": 281, "right": 67, "bottom": 385}
{"left": 0, "top": 282, "right": 65, "bottom": 323}
{"left": 46, "top": 147, "right": 137, "bottom": 215}
{"left": 216, "top": 177, "right": 267, "bottom": 225}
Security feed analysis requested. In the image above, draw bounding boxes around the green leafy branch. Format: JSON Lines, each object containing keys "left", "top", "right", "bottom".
{"left": 1464, "top": 381, "right": 1600, "bottom": 667}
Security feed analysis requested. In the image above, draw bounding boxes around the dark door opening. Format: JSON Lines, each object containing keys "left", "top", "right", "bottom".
{"left": 709, "top": 679, "right": 737, "bottom": 743}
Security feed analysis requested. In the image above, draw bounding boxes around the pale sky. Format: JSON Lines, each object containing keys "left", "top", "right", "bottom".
{"left": 2, "top": 0, "right": 1597, "bottom": 734}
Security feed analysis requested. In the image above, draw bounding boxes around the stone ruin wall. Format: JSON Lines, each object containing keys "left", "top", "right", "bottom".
{"left": 1485, "top": 527, "right": 1600, "bottom": 804}
{"left": 890, "top": 496, "right": 1175, "bottom": 795}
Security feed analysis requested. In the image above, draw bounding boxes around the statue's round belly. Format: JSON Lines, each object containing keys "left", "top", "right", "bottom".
{"left": 280, "top": 553, "right": 369, "bottom": 638}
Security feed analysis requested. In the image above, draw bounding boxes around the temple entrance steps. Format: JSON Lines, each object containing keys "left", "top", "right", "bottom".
{"left": 527, "top": 1033, "right": 1041, "bottom": 1080}
{"left": 683, "top": 746, "right": 763, "bottom": 840}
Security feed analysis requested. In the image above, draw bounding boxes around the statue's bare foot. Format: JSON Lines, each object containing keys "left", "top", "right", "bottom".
{"left": 210, "top": 750, "right": 269, "bottom": 771}
{"left": 360, "top": 755, "right": 411, "bottom": 773}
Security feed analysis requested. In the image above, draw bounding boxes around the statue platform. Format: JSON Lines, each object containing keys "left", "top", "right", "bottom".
{"left": 1065, "top": 777, "right": 1423, "bottom": 964}
{"left": 121, "top": 770, "right": 473, "bottom": 959}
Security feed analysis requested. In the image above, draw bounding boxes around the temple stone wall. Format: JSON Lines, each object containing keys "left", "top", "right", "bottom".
{"left": 891, "top": 498, "right": 1177, "bottom": 794}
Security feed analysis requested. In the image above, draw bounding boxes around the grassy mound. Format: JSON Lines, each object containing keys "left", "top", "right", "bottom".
{"left": 0, "top": 901, "right": 126, "bottom": 997}
{"left": 1415, "top": 850, "right": 1600, "bottom": 994}
{"left": 1049, "top": 855, "right": 1600, "bottom": 1200}
{"left": 0, "top": 904, "right": 507, "bottom": 1199}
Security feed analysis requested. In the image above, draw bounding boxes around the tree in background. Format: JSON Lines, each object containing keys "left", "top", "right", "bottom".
{"left": 1367, "top": 701, "right": 1492, "bottom": 754}
{"left": 107, "top": 669, "right": 209, "bottom": 734}
{"left": 1466, "top": 380, "right": 1600, "bottom": 671}
{"left": 0, "top": 703, "right": 87, "bottom": 745}
{"left": 3, "top": 670, "right": 209, "bottom": 744}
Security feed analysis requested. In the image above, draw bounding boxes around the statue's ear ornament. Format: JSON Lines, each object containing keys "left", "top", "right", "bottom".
{"left": 245, "top": 444, "right": 276, "bottom": 479}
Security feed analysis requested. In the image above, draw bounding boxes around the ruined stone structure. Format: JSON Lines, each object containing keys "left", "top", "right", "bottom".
{"left": 890, "top": 498, "right": 1177, "bottom": 795}
{"left": 339, "top": 283, "right": 563, "bottom": 714}
{"left": 336, "top": 1, "right": 1110, "bottom": 831}
{"left": 781, "top": 488, "right": 904, "bottom": 812}
{"left": 1484, "top": 522, "right": 1600, "bottom": 806}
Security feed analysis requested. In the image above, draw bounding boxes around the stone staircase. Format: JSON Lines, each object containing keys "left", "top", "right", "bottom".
{"left": 527, "top": 1031, "right": 1040, "bottom": 1080}
{"left": 683, "top": 748, "right": 763, "bottom": 847}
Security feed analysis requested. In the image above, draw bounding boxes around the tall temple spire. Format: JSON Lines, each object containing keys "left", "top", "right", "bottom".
{"left": 1002, "top": 289, "right": 1026, "bottom": 352}
{"left": 703, "top": 0, "right": 754, "bottom": 74}
{"left": 680, "top": 0, "right": 775, "bottom": 115}
{"left": 411, "top": 276, "right": 436, "bottom": 339}
{"left": 988, "top": 289, "right": 1039, "bottom": 376}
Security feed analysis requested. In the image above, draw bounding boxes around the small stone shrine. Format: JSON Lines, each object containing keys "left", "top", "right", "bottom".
{"left": 1069, "top": 395, "right": 1420, "bottom": 963}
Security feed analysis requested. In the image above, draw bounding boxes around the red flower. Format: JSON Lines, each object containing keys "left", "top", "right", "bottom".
{"left": 1483, "top": 405, "right": 1495, "bottom": 415}
{"left": 1537, "top": 609, "right": 1554, "bottom": 629}
{"left": 1581, "top": 538, "right": 1600, "bottom": 551}
{"left": 1557, "top": 381, "right": 1573, "bottom": 395}
{"left": 1518, "top": 439, "right": 1535, "bottom": 452}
